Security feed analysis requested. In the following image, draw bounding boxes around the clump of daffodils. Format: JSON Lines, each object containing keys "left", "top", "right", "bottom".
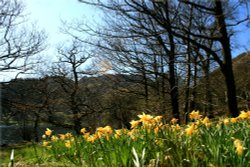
{"left": 129, "top": 113, "right": 165, "bottom": 137}
{"left": 222, "top": 110, "right": 250, "bottom": 125}
{"left": 41, "top": 110, "right": 249, "bottom": 154}
{"left": 238, "top": 110, "right": 250, "bottom": 120}
{"left": 189, "top": 110, "right": 202, "bottom": 120}
{"left": 131, "top": 113, "right": 163, "bottom": 130}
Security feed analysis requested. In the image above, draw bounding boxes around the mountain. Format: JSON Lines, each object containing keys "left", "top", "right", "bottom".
{"left": 208, "top": 51, "right": 250, "bottom": 114}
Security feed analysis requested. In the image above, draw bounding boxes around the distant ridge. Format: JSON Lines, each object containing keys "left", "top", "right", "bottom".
{"left": 232, "top": 51, "right": 250, "bottom": 65}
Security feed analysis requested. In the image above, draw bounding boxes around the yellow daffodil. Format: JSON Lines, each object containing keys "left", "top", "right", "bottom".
{"left": 51, "top": 135, "right": 58, "bottom": 141}
{"left": 104, "top": 126, "right": 113, "bottom": 134}
{"left": 238, "top": 111, "right": 248, "bottom": 119}
{"left": 230, "top": 118, "right": 238, "bottom": 123}
{"left": 138, "top": 113, "right": 154, "bottom": 123}
{"left": 96, "top": 131, "right": 103, "bottom": 139}
{"left": 171, "top": 124, "right": 181, "bottom": 131}
{"left": 45, "top": 128, "right": 52, "bottom": 136}
{"left": 234, "top": 139, "right": 244, "bottom": 156}
{"left": 154, "top": 127, "right": 159, "bottom": 134}
{"left": 65, "top": 140, "right": 71, "bottom": 148}
{"left": 128, "top": 129, "right": 138, "bottom": 140}
{"left": 170, "top": 118, "right": 178, "bottom": 124}
{"left": 87, "top": 135, "right": 97, "bottom": 143}
{"left": 114, "top": 134, "right": 120, "bottom": 139}
{"left": 83, "top": 132, "right": 90, "bottom": 139}
{"left": 95, "top": 126, "right": 113, "bottom": 139}
{"left": 43, "top": 141, "right": 49, "bottom": 147}
{"left": 114, "top": 129, "right": 122, "bottom": 139}
{"left": 115, "top": 129, "right": 122, "bottom": 135}
{"left": 65, "top": 132, "right": 72, "bottom": 138}
{"left": 223, "top": 118, "right": 229, "bottom": 124}
{"left": 189, "top": 110, "right": 201, "bottom": 120}
{"left": 185, "top": 124, "right": 196, "bottom": 136}
{"left": 247, "top": 111, "right": 250, "bottom": 119}
{"left": 80, "top": 128, "right": 86, "bottom": 134}
{"left": 202, "top": 117, "right": 210, "bottom": 126}
{"left": 236, "top": 145, "right": 243, "bottom": 156}
{"left": 130, "top": 120, "right": 141, "bottom": 129}
{"left": 59, "top": 134, "right": 66, "bottom": 140}
{"left": 154, "top": 116, "right": 163, "bottom": 123}
{"left": 97, "top": 126, "right": 113, "bottom": 135}
{"left": 143, "top": 122, "right": 154, "bottom": 129}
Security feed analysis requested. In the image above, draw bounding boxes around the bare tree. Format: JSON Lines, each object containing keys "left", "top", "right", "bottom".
{"left": 50, "top": 39, "right": 102, "bottom": 134}
{"left": 0, "top": 0, "right": 46, "bottom": 75}
{"left": 174, "top": 0, "right": 250, "bottom": 117}
{"left": 74, "top": 0, "right": 249, "bottom": 118}
{"left": 72, "top": 0, "right": 182, "bottom": 120}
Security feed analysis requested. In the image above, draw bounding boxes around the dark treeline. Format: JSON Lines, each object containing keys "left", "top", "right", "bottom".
{"left": 0, "top": 0, "right": 250, "bottom": 141}
{"left": 2, "top": 51, "right": 250, "bottom": 141}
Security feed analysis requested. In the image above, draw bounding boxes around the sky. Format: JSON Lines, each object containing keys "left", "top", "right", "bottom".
{"left": 0, "top": 0, "right": 249, "bottom": 81}
{"left": 0, "top": 0, "right": 99, "bottom": 81}
{"left": 24, "top": 0, "right": 249, "bottom": 56}
{"left": 25, "top": 0, "right": 99, "bottom": 54}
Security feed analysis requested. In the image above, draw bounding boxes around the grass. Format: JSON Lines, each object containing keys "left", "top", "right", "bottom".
{"left": 1, "top": 143, "right": 40, "bottom": 166}
{"left": 1, "top": 142, "right": 68, "bottom": 166}
{"left": 1, "top": 111, "right": 250, "bottom": 167}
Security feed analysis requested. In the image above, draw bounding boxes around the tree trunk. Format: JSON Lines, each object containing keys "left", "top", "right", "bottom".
{"left": 71, "top": 101, "right": 81, "bottom": 134}
{"left": 215, "top": 0, "right": 238, "bottom": 117}
{"left": 190, "top": 55, "right": 198, "bottom": 112}
{"left": 165, "top": 1, "right": 180, "bottom": 120}
{"left": 221, "top": 64, "right": 238, "bottom": 117}
{"left": 73, "top": 116, "right": 81, "bottom": 135}
{"left": 203, "top": 54, "right": 213, "bottom": 117}
{"left": 183, "top": 52, "right": 191, "bottom": 120}
{"left": 142, "top": 64, "right": 149, "bottom": 106}
{"left": 33, "top": 113, "right": 40, "bottom": 142}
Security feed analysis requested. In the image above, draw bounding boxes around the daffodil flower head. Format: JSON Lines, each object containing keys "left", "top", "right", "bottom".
{"left": 189, "top": 110, "right": 202, "bottom": 120}
{"left": 130, "top": 120, "right": 141, "bottom": 129}
{"left": 51, "top": 135, "right": 58, "bottom": 141}
{"left": 223, "top": 118, "right": 230, "bottom": 125}
{"left": 80, "top": 128, "right": 86, "bottom": 134}
{"left": 230, "top": 117, "right": 238, "bottom": 123}
{"left": 45, "top": 128, "right": 52, "bottom": 136}
{"left": 185, "top": 123, "right": 196, "bottom": 136}
{"left": 65, "top": 140, "right": 71, "bottom": 148}
{"left": 154, "top": 116, "right": 163, "bottom": 123}
{"left": 65, "top": 132, "right": 72, "bottom": 138}
{"left": 202, "top": 117, "right": 210, "bottom": 126}
{"left": 138, "top": 113, "right": 154, "bottom": 124}
{"left": 83, "top": 132, "right": 90, "bottom": 139}
{"left": 86, "top": 134, "right": 97, "bottom": 143}
{"left": 238, "top": 111, "right": 249, "bottom": 119}
{"left": 170, "top": 118, "right": 178, "bottom": 125}
{"left": 234, "top": 139, "right": 244, "bottom": 156}
{"left": 43, "top": 141, "right": 50, "bottom": 147}
{"left": 96, "top": 126, "right": 113, "bottom": 136}
{"left": 59, "top": 134, "right": 66, "bottom": 140}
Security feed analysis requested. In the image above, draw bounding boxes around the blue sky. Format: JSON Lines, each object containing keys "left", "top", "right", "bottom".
{"left": 25, "top": 0, "right": 99, "bottom": 55}
{"left": 0, "top": 0, "right": 249, "bottom": 81}
{"left": 24, "top": 0, "right": 249, "bottom": 57}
